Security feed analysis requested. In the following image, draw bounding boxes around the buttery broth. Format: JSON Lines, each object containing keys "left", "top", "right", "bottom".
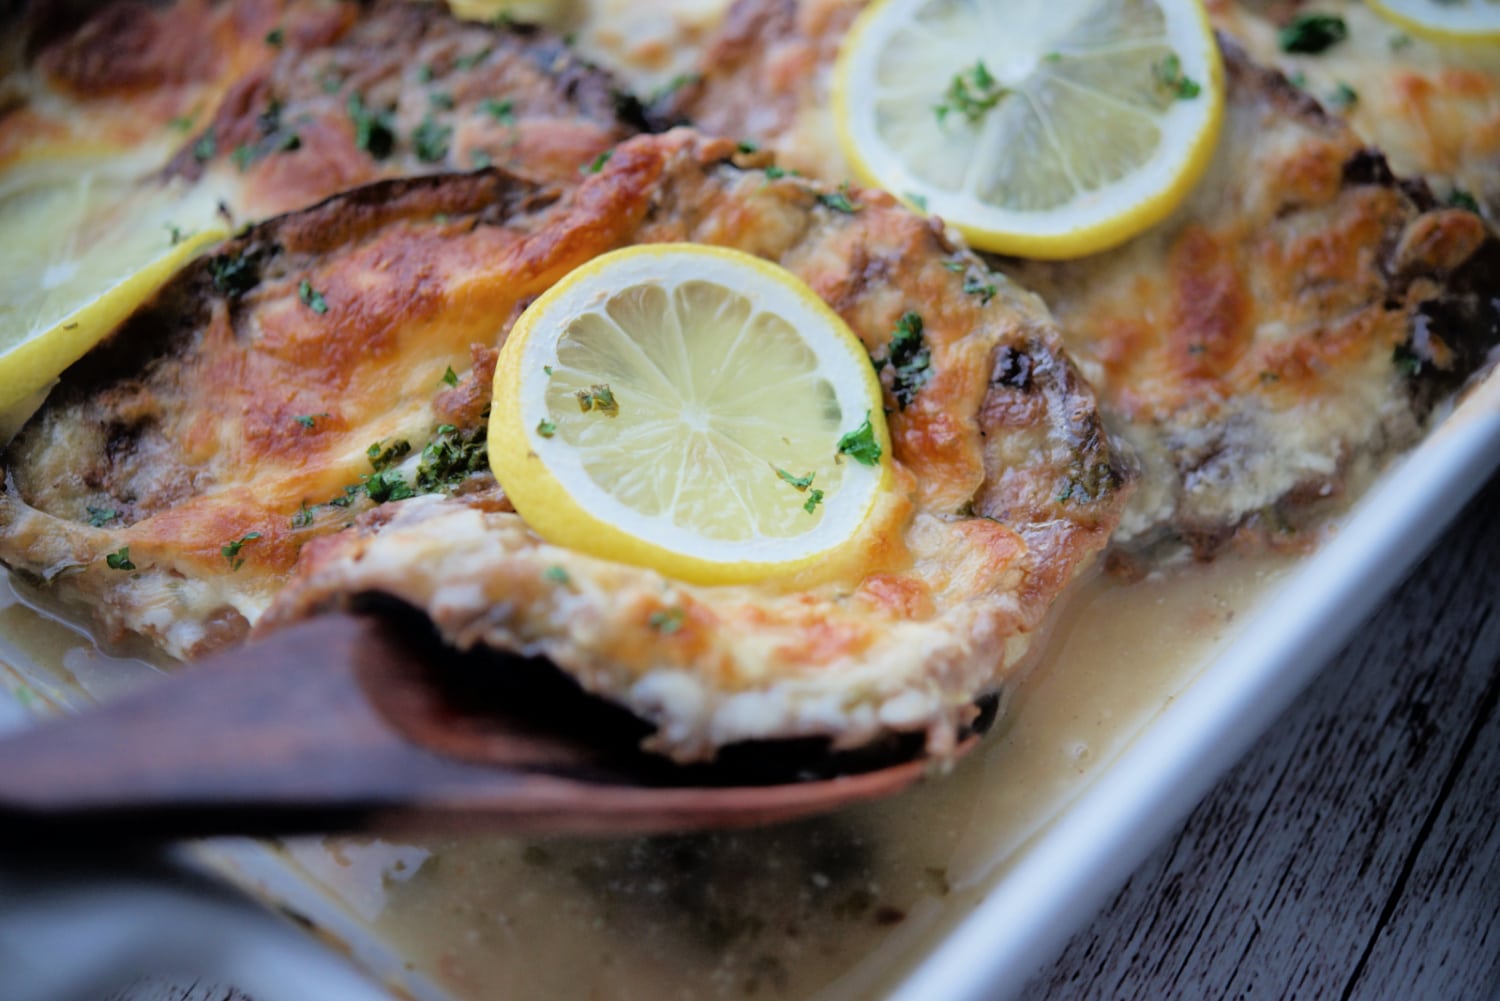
{"left": 141, "top": 551, "right": 1280, "bottom": 1001}
{"left": 2, "top": 555, "right": 1291, "bottom": 999}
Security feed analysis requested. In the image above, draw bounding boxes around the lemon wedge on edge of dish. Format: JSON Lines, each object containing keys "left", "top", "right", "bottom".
{"left": 0, "top": 162, "right": 229, "bottom": 418}
{"left": 833, "top": 0, "right": 1225, "bottom": 259}
{"left": 488, "top": 243, "right": 895, "bottom": 586}
{"left": 1365, "top": 0, "right": 1500, "bottom": 43}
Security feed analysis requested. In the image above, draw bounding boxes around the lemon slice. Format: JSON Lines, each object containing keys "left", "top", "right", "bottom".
{"left": 1365, "top": 0, "right": 1500, "bottom": 42}
{"left": 488, "top": 244, "right": 894, "bottom": 586}
{"left": 833, "top": 0, "right": 1225, "bottom": 259}
{"left": 0, "top": 161, "right": 229, "bottom": 417}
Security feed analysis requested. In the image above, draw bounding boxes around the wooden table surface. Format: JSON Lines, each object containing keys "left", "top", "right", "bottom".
{"left": 103, "top": 468, "right": 1500, "bottom": 1001}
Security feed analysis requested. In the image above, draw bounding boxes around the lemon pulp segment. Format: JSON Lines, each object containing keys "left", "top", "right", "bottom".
{"left": 0, "top": 162, "right": 228, "bottom": 416}
{"left": 1365, "top": 0, "right": 1500, "bottom": 42}
{"left": 489, "top": 244, "right": 892, "bottom": 585}
{"left": 834, "top": 0, "right": 1224, "bottom": 258}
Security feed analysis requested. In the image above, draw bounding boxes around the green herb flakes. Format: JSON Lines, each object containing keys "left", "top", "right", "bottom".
{"left": 441, "top": 366, "right": 460, "bottom": 387}
{"left": 412, "top": 115, "right": 452, "bottom": 163}
{"left": 86, "top": 506, "right": 119, "bottom": 528}
{"left": 837, "top": 414, "right": 882, "bottom": 466}
{"left": 193, "top": 130, "right": 217, "bottom": 163}
{"left": 581, "top": 150, "right": 613, "bottom": 174}
{"left": 802, "top": 488, "right": 825, "bottom": 514}
{"left": 776, "top": 468, "right": 815, "bottom": 491}
{"left": 886, "top": 311, "right": 932, "bottom": 409}
{"left": 934, "top": 61, "right": 1009, "bottom": 126}
{"left": 347, "top": 93, "right": 396, "bottom": 159}
{"left": 1328, "top": 82, "right": 1358, "bottom": 109}
{"left": 106, "top": 547, "right": 135, "bottom": 571}
{"left": 265, "top": 27, "right": 284, "bottom": 47}
{"left": 367, "top": 439, "right": 412, "bottom": 472}
{"left": 543, "top": 565, "right": 570, "bottom": 584}
{"left": 536, "top": 418, "right": 557, "bottom": 438}
{"left": 293, "top": 413, "right": 328, "bottom": 429}
{"left": 1279, "top": 13, "right": 1348, "bottom": 54}
{"left": 649, "top": 607, "right": 685, "bottom": 634}
{"left": 962, "top": 274, "right": 997, "bottom": 304}
{"left": 298, "top": 280, "right": 328, "bottom": 314}
{"left": 483, "top": 98, "right": 516, "bottom": 125}
{"left": 1152, "top": 53, "right": 1201, "bottom": 100}
{"left": 576, "top": 384, "right": 619, "bottom": 416}
{"left": 818, "top": 183, "right": 861, "bottom": 214}
{"left": 221, "top": 531, "right": 262, "bottom": 571}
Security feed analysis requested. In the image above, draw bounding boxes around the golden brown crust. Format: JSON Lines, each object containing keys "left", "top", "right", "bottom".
{"left": 675, "top": 0, "right": 1500, "bottom": 557}
{"left": 0, "top": 131, "right": 1130, "bottom": 757}
{"left": 164, "top": 1, "right": 645, "bottom": 217}
{"left": 1005, "top": 44, "right": 1500, "bottom": 555}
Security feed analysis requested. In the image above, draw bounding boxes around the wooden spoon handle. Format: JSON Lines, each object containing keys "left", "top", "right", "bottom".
{"left": 0, "top": 613, "right": 931, "bottom": 843}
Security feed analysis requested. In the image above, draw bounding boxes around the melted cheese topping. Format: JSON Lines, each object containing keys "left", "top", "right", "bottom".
{"left": 0, "top": 132, "right": 1130, "bottom": 758}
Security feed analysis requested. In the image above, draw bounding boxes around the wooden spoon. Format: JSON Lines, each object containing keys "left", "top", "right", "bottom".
{"left": 0, "top": 609, "right": 992, "bottom": 844}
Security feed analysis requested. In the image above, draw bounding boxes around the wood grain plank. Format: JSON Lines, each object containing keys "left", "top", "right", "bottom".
{"left": 1030, "top": 469, "right": 1500, "bottom": 1000}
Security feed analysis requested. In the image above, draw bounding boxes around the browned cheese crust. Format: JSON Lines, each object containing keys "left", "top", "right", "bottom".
{"left": 672, "top": 0, "right": 1500, "bottom": 558}
{"left": 0, "top": 131, "right": 1130, "bottom": 758}
{"left": 165, "top": 0, "right": 646, "bottom": 218}
{"left": 2, "top": 0, "right": 355, "bottom": 166}
{"left": 1208, "top": 0, "right": 1500, "bottom": 221}
{"left": 1005, "top": 45, "right": 1498, "bottom": 556}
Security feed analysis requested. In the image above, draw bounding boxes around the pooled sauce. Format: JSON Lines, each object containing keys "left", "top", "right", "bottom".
{"left": 2, "top": 551, "right": 1286, "bottom": 1001}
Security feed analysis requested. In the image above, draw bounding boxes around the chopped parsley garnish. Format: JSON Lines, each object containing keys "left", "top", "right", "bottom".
{"left": 193, "top": 130, "right": 217, "bottom": 163}
{"left": 581, "top": 150, "right": 613, "bottom": 174}
{"left": 1394, "top": 343, "right": 1424, "bottom": 377}
{"left": 105, "top": 547, "right": 136, "bottom": 571}
{"left": 412, "top": 115, "right": 452, "bottom": 163}
{"left": 764, "top": 165, "right": 796, "bottom": 180}
{"left": 963, "top": 274, "right": 997, "bottom": 304}
{"left": 347, "top": 93, "right": 396, "bottom": 159}
{"left": 934, "top": 61, "right": 1009, "bottom": 126}
{"left": 414, "top": 423, "right": 488, "bottom": 493}
{"left": 429, "top": 91, "right": 455, "bottom": 110}
{"left": 906, "top": 191, "right": 929, "bottom": 211}
{"left": 536, "top": 418, "right": 557, "bottom": 438}
{"left": 293, "top": 413, "right": 328, "bottom": 429}
{"left": 1152, "top": 53, "right": 1201, "bottom": 100}
{"left": 776, "top": 468, "right": 815, "bottom": 491}
{"left": 298, "top": 280, "right": 328, "bottom": 314}
{"left": 885, "top": 311, "right": 932, "bottom": 409}
{"left": 942, "top": 260, "right": 966, "bottom": 273}
{"left": 803, "top": 488, "right": 825, "bottom": 514}
{"left": 837, "top": 414, "right": 882, "bottom": 466}
{"left": 86, "top": 506, "right": 119, "bottom": 528}
{"left": 367, "top": 438, "right": 412, "bottom": 472}
{"left": 207, "top": 250, "right": 263, "bottom": 297}
{"left": 1279, "top": 13, "right": 1348, "bottom": 54}
{"left": 275, "top": 131, "right": 301, "bottom": 153}
{"left": 364, "top": 469, "right": 415, "bottom": 503}
{"left": 265, "top": 27, "right": 284, "bottom": 47}
{"left": 1328, "top": 82, "right": 1359, "bottom": 109}
{"left": 1448, "top": 188, "right": 1480, "bottom": 213}
{"left": 737, "top": 139, "right": 760, "bottom": 154}
{"left": 649, "top": 607, "right": 685, "bottom": 634}
{"left": 221, "top": 531, "right": 262, "bottom": 571}
{"left": 483, "top": 98, "right": 516, "bottom": 125}
{"left": 168, "top": 114, "right": 195, "bottom": 132}
{"left": 576, "top": 383, "right": 619, "bottom": 416}
{"left": 818, "top": 183, "right": 861, "bottom": 214}
{"left": 291, "top": 503, "right": 316, "bottom": 529}
{"left": 454, "top": 47, "right": 492, "bottom": 70}
{"left": 543, "top": 565, "right": 570, "bottom": 584}
{"left": 231, "top": 143, "right": 255, "bottom": 171}
{"left": 441, "top": 366, "right": 460, "bottom": 387}
{"left": 164, "top": 222, "right": 184, "bottom": 246}
{"left": 471, "top": 150, "right": 492, "bottom": 169}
